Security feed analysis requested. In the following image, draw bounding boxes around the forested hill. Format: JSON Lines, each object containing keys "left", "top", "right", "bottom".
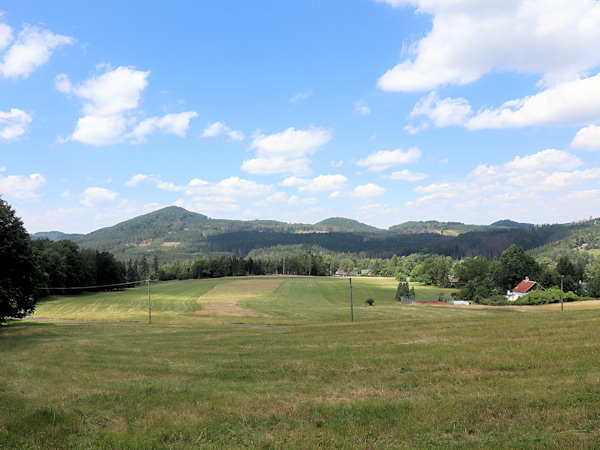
{"left": 31, "top": 206, "right": 600, "bottom": 262}
{"left": 314, "top": 217, "right": 384, "bottom": 233}
{"left": 388, "top": 220, "right": 487, "bottom": 236}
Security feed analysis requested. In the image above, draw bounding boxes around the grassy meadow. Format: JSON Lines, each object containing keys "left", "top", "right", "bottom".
{"left": 2, "top": 276, "right": 600, "bottom": 447}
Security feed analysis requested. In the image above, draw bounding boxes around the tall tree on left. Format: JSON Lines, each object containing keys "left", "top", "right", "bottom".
{"left": 0, "top": 197, "right": 40, "bottom": 324}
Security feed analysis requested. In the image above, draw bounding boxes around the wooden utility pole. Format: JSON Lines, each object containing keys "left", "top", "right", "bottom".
{"left": 349, "top": 277, "right": 354, "bottom": 322}
{"left": 147, "top": 279, "right": 152, "bottom": 324}
{"left": 560, "top": 275, "right": 564, "bottom": 312}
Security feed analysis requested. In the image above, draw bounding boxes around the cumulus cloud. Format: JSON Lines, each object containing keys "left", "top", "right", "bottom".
{"left": 571, "top": 125, "right": 600, "bottom": 151}
{"left": 280, "top": 176, "right": 310, "bottom": 188}
{"left": 406, "top": 148, "right": 600, "bottom": 223}
{"left": 80, "top": 187, "right": 118, "bottom": 207}
{"left": 242, "top": 157, "right": 312, "bottom": 176}
{"left": 186, "top": 176, "right": 273, "bottom": 200}
{"left": 70, "top": 66, "right": 150, "bottom": 116}
{"left": 57, "top": 66, "right": 197, "bottom": 146}
{"left": 409, "top": 75, "right": 600, "bottom": 131}
{"left": 352, "top": 184, "right": 386, "bottom": 198}
{"left": 125, "top": 173, "right": 185, "bottom": 191}
{"left": 250, "top": 126, "right": 332, "bottom": 157}
{"left": 130, "top": 112, "right": 198, "bottom": 143}
{"left": 202, "top": 121, "right": 244, "bottom": 141}
{"left": 0, "top": 23, "right": 73, "bottom": 79}
{"left": 386, "top": 169, "right": 428, "bottom": 181}
{"left": 356, "top": 147, "right": 421, "bottom": 171}
{"left": 0, "top": 172, "right": 45, "bottom": 199}
{"left": 354, "top": 99, "right": 371, "bottom": 116}
{"left": 242, "top": 126, "right": 332, "bottom": 175}
{"left": 125, "top": 173, "right": 152, "bottom": 187}
{"left": 298, "top": 175, "right": 348, "bottom": 193}
{"left": 180, "top": 176, "right": 274, "bottom": 214}
{"left": 377, "top": 0, "right": 600, "bottom": 91}
{"left": 70, "top": 115, "right": 127, "bottom": 146}
{"left": 290, "top": 91, "right": 312, "bottom": 103}
{"left": 504, "top": 149, "right": 581, "bottom": 172}
{"left": 0, "top": 108, "right": 32, "bottom": 140}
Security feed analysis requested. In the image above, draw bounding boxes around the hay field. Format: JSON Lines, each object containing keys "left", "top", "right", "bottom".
{"left": 2, "top": 276, "right": 600, "bottom": 447}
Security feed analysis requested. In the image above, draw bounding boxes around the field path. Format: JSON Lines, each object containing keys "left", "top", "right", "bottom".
{"left": 196, "top": 278, "right": 282, "bottom": 317}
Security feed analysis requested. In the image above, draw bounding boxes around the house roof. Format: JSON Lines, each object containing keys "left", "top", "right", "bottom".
{"left": 512, "top": 280, "right": 537, "bottom": 293}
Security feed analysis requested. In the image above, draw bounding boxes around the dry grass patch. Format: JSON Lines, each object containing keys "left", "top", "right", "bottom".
{"left": 196, "top": 278, "right": 282, "bottom": 317}
{"left": 466, "top": 300, "right": 600, "bottom": 312}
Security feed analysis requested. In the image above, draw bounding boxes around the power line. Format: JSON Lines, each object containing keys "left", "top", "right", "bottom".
{"left": 36, "top": 280, "right": 154, "bottom": 290}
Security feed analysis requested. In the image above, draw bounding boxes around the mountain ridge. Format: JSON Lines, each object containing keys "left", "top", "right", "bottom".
{"left": 30, "top": 206, "right": 600, "bottom": 262}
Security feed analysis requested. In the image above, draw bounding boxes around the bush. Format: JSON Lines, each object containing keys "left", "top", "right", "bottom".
{"left": 514, "top": 288, "right": 578, "bottom": 305}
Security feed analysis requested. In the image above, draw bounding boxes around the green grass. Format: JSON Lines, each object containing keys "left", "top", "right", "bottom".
{"left": 2, "top": 276, "right": 600, "bottom": 447}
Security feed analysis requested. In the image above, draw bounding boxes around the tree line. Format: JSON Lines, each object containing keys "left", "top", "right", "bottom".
{"left": 409, "top": 244, "right": 600, "bottom": 301}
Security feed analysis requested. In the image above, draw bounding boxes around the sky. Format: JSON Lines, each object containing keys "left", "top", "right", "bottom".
{"left": 2, "top": 0, "right": 600, "bottom": 233}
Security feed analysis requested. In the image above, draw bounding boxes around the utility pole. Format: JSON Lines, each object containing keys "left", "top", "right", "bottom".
{"left": 560, "top": 275, "right": 564, "bottom": 312}
{"left": 349, "top": 277, "right": 354, "bottom": 322}
{"left": 147, "top": 279, "right": 152, "bottom": 324}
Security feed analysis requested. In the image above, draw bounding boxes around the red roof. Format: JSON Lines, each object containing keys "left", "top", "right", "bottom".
{"left": 512, "top": 280, "right": 537, "bottom": 293}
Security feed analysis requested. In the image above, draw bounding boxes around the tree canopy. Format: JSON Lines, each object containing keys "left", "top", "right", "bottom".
{"left": 0, "top": 197, "right": 40, "bottom": 323}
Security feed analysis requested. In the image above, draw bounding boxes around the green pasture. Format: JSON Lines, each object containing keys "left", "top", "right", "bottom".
{"left": 2, "top": 276, "right": 600, "bottom": 447}
{"left": 30, "top": 276, "right": 457, "bottom": 325}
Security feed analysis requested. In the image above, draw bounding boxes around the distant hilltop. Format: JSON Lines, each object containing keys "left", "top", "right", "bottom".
{"left": 30, "top": 206, "right": 598, "bottom": 263}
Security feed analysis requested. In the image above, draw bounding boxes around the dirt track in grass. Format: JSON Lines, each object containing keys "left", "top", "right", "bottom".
{"left": 195, "top": 278, "right": 283, "bottom": 317}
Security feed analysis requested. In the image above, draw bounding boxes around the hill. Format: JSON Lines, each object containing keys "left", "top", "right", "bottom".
{"left": 389, "top": 220, "right": 487, "bottom": 236}
{"left": 314, "top": 217, "right": 383, "bottom": 233}
{"left": 33, "top": 207, "right": 600, "bottom": 262}
{"left": 490, "top": 219, "right": 533, "bottom": 228}
{"left": 31, "top": 231, "right": 83, "bottom": 241}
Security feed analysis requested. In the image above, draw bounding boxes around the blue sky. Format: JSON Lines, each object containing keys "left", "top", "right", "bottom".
{"left": 2, "top": 0, "right": 600, "bottom": 233}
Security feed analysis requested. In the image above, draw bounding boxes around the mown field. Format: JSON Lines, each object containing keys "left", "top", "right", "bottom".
{"left": 2, "top": 276, "right": 600, "bottom": 447}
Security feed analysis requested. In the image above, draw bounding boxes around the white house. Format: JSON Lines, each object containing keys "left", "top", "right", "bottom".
{"left": 507, "top": 277, "right": 538, "bottom": 301}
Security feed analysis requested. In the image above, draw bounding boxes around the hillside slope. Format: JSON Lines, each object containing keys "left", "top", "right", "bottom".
{"left": 34, "top": 207, "right": 600, "bottom": 262}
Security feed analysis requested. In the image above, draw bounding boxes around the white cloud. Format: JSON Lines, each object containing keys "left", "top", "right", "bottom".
{"left": 386, "top": 169, "right": 428, "bottom": 181}
{"left": 58, "top": 66, "right": 197, "bottom": 146}
{"left": 0, "top": 21, "right": 12, "bottom": 51}
{"left": 354, "top": 99, "right": 371, "bottom": 116}
{"left": 410, "top": 75, "right": 600, "bottom": 130}
{"left": 290, "top": 91, "right": 312, "bottom": 103}
{"left": 504, "top": 149, "right": 581, "bottom": 172}
{"left": 407, "top": 92, "right": 472, "bottom": 132}
{"left": 70, "top": 115, "right": 127, "bottom": 146}
{"left": 130, "top": 112, "right": 198, "bottom": 143}
{"left": 54, "top": 73, "right": 72, "bottom": 93}
{"left": 571, "top": 125, "right": 600, "bottom": 151}
{"left": 0, "top": 24, "right": 73, "bottom": 79}
{"left": 356, "top": 147, "right": 421, "bottom": 171}
{"left": 242, "top": 126, "right": 331, "bottom": 175}
{"left": 70, "top": 66, "right": 149, "bottom": 116}
{"left": 0, "top": 108, "right": 32, "bottom": 140}
{"left": 406, "top": 148, "right": 600, "bottom": 223}
{"left": 80, "top": 187, "right": 118, "bottom": 207}
{"left": 280, "top": 176, "right": 309, "bottom": 187}
{"left": 250, "top": 126, "right": 332, "bottom": 157}
{"left": 0, "top": 172, "right": 45, "bottom": 199}
{"left": 352, "top": 183, "right": 386, "bottom": 198}
{"left": 298, "top": 174, "right": 348, "bottom": 193}
{"left": 266, "top": 192, "right": 287, "bottom": 203}
{"left": 202, "top": 121, "right": 244, "bottom": 141}
{"left": 241, "top": 157, "right": 312, "bottom": 176}
{"left": 377, "top": 0, "right": 600, "bottom": 91}
{"left": 125, "top": 173, "right": 184, "bottom": 191}
{"left": 125, "top": 173, "right": 153, "bottom": 187}
{"left": 186, "top": 176, "right": 273, "bottom": 200}
{"left": 175, "top": 176, "right": 275, "bottom": 215}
